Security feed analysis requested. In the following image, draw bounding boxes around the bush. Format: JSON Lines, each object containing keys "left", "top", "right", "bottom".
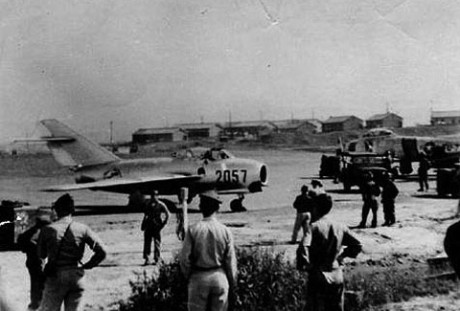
{"left": 117, "top": 250, "right": 458, "bottom": 311}
{"left": 117, "top": 248, "right": 307, "bottom": 311}
{"left": 345, "top": 264, "right": 458, "bottom": 311}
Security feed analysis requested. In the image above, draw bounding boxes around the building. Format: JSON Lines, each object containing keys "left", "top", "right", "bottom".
{"left": 132, "top": 127, "right": 186, "bottom": 144}
{"left": 366, "top": 112, "right": 403, "bottom": 129}
{"left": 176, "top": 122, "right": 223, "bottom": 140}
{"left": 270, "top": 119, "right": 318, "bottom": 134}
{"left": 222, "top": 120, "right": 276, "bottom": 139}
{"left": 322, "top": 115, "right": 363, "bottom": 133}
{"left": 431, "top": 110, "right": 460, "bottom": 125}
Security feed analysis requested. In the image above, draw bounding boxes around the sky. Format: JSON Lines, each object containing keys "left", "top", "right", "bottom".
{"left": 1, "top": 0, "right": 460, "bottom": 143}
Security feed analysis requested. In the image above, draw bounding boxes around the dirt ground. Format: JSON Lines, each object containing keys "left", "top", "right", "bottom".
{"left": 1, "top": 149, "right": 460, "bottom": 310}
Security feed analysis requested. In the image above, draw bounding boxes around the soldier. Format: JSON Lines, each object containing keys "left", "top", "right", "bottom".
{"left": 17, "top": 215, "right": 51, "bottom": 310}
{"left": 141, "top": 190, "right": 170, "bottom": 265}
{"left": 381, "top": 172, "right": 399, "bottom": 226}
{"left": 298, "top": 194, "right": 362, "bottom": 311}
{"left": 37, "top": 194, "right": 107, "bottom": 311}
{"left": 291, "top": 185, "right": 313, "bottom": 244}
{"left": 418, "top": 151, "right": 430, "bottom": 192}
{"left": 180, "top": 190, "right": 237, "bottom": 311}
{"left": 358, "top": 172, "right": 381, "bottom": 228}
{"left": 444, "top": 220, "right": 460, "bottom": 278}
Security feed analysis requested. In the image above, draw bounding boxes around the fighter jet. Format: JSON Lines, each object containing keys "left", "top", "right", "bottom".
{"left": 26, "top": 119, "right": 268, "bottom": 212}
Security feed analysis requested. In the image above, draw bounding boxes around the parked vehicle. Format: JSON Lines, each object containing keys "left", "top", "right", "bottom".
{"left": 436, "top": 164, "right": 460, "bottom": 198}
{"left": 340, "top": 152, "right": 395, "bottom": 192}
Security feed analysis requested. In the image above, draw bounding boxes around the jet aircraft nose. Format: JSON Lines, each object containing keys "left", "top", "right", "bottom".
{"left": 248, "top": 164, "right": 268, "bottom": 193}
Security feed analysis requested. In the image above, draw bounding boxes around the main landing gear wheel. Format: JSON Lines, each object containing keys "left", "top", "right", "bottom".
{"left": 230, "top": 195, "right": 247, "bottom": 213}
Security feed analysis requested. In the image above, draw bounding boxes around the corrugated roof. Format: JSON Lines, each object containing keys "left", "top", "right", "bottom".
{"left": 176, "top": 122, "right": 223, "bottom": 129}
{"left": 133, "top": 127, "right": 183, "bottom": 135}
{"left": 323, "top": 115, "right": 362, "bottom": 124}
{"left": 222, "top": 120, "right": 274, "bottom": 128}
{"left": 431, "top": 110, "right": 460, "bottom": 118}
{"left": 367, "top": 113, "right": 402, "bottom": 121}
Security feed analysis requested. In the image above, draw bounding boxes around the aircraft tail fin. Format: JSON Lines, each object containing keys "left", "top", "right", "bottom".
{"left": 40, "top": 119, "right": 120, "bottom": 168}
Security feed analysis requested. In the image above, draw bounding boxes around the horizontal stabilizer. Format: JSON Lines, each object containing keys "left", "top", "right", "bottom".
{"left": 15, "top": 137, "right": 75, "bottom": 143}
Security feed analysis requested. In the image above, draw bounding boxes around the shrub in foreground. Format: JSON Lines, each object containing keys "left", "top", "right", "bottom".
{"left": 117, "top": 250, "right": 458, "bottom": 311}
{"left": 346, "top": 264, "right": 458, "bottom": 311}
{"left": 117, "top": 248, "right": 307, "bottom": 311}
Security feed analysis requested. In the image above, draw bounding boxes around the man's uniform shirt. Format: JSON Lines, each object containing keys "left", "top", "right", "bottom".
{"left": 301, "top": 217, "right": 362, "bottom": 283}
{"left": 38, "top": 216, "right": 106, "bottom": 268}
{"left": 180, "top": 216, "right": 237, "bottom": 285}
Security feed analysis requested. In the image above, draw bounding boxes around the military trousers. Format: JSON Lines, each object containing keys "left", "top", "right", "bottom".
{"left": 143, "top": 229, "right": 162, "bottom": 262}
{"left": 291, "top": 212, "right": 309, "bottom": 243}
{"left": 187, "top": 268, "right": 229, "bottom": 311}
{"left": 382, "top": 201, "right": 396, "bottom": 224}
{"left": 27, "top": 266, "right": 46, "bottom": 310}
{"left": 38, "top": 267, "right": 85, "bottom": 311}
{"left": 360, "top": 200, "right": 378, "bottom": 227}
{"left": 304, "top": 269, "right": 344, "bottom": 311}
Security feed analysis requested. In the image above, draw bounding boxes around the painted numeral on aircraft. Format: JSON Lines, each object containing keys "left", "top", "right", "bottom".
{"left": 216, "top": 169, "right": 247, "bottom": 183}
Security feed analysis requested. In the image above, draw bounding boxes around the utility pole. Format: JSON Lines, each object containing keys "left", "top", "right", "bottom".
{"left": 109, "top": 121, "right": 113, "bottom": 146}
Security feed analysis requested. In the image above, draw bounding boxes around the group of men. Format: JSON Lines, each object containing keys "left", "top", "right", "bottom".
{"left": 13, "top": 175, "right": 458, "bottom": 311}
{"left": 358, "top": 172, "right": 399, "bottom": 228}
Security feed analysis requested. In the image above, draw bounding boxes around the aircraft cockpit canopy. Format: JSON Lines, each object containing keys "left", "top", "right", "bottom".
{"left": 172, "top": 147, "right": 234, "bottom": 161}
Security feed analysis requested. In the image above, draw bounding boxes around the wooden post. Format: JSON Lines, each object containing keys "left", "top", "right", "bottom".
{"left": 176, "top": 187, "right": 188, "bottom": 241}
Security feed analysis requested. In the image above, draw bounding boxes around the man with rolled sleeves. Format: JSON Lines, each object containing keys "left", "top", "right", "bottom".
{"left": 37, "top": 194, "right": 107, "bottom": 311}
{"left": 299, "top": 194, "right": 362, "bottom": 311}
{"left": 180, "top": 190, "right": 237, "bottom": 311}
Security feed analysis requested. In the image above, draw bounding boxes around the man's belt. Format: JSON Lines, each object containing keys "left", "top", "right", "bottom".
{"left": 193, "top": 266, "right": 222, "bottom": 272}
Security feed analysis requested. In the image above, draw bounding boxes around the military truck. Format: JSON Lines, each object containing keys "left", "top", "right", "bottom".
{"left": 340, "top": 152, "right": 395, "bottom": 192}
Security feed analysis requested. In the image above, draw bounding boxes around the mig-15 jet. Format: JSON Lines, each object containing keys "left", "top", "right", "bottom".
{"left": 23, "top": 119, "right": 268, "bottom": 212}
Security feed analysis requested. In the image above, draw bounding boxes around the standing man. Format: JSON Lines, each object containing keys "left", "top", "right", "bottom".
{"left": 141, "top": 190, "right": 170, "bottom": 265}
{"left": 180, "top": 191, "right": 237, "bottom": 311}
{"left": 298, "top": 194, "right": 362, "bottom": 311}
{"left": 418, "top": 151, "right": 430, "bottom": 192}
{"left": 291, "top": 185, "right": 313, "bottom": 244}
{"left": 381, "top": 172, "right": 399, "bottom": 226}
{"left": 17, "top": 215, "right": 51, "bottom": 310}
{"left": 358, "top": 172, "right": 381, "bottom": 228}
{"left": 37, "top": 193, "right": 107, "bottom": 311}
{"left": 444, "top": 220, "right": 460, "bottom": 278}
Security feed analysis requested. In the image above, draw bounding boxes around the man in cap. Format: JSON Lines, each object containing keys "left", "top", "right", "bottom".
{"left": 17, "top": 215, "right": 51, "bottom": 310}
{"left": 381, "top": 172, "right": 399, "bottom": 226}
{"left": 180, "top": 190, "right": 237, "bottom": 311}
{"left": 310, "top": 180, "right": 326, "bottom": 196}
{"left": 358, "top": 172, "right": 381, "bottom": 228}
{"left": 291, "top": 185, "right": 314, "bottom": 244}
{"left": 37, "top": 193, "right": 107, "bottom": 311}
{"left": 418, "top": 151, "right": 430, "bottom": 192}
{"left": 298, "top": 194, "right": 362, "bottom": 311}
{"left": 141, "top": 190, "right": 170, "bottom": 265}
